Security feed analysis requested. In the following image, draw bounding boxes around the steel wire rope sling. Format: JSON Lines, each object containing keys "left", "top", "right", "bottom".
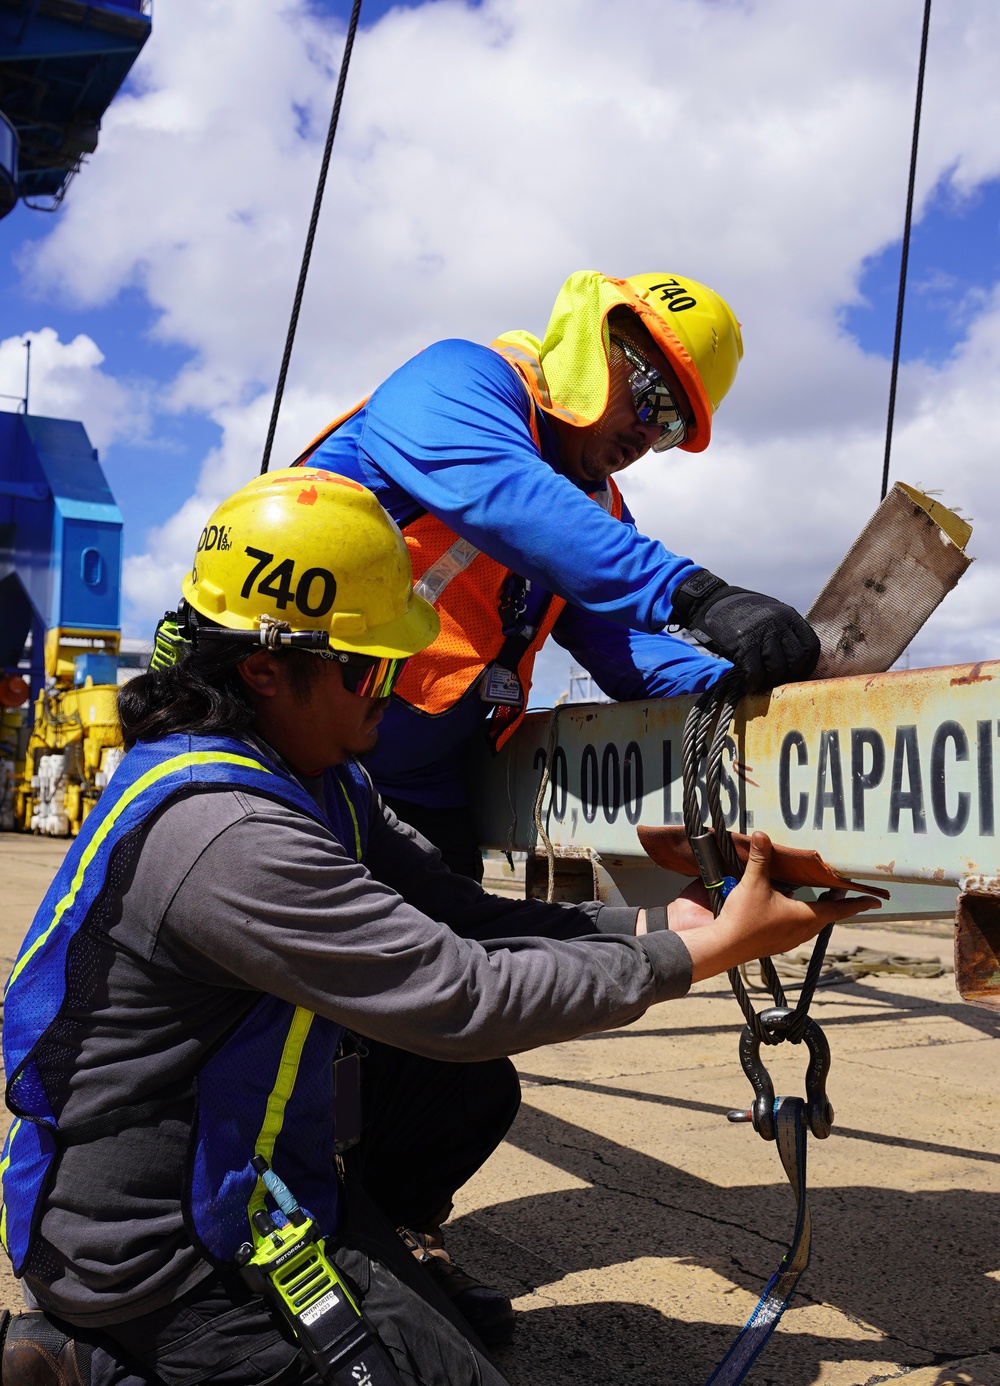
{"left": 260, "top": 0, "right": 364, "bottom": 475}
{"left": 681, "top": 673, "right": 835, "bottom": 1386}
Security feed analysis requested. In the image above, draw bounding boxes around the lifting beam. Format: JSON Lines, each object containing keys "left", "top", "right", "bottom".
{"left": 476, "top": 659, "right": 1000, "bottom": 1011}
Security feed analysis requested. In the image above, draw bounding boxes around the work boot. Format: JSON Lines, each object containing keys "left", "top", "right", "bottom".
{"left": 397, "top": 1226, "right": 515, "bottom": 1348}
{"left": 0, "top": 1310, "right": 94, "bottom": 1384}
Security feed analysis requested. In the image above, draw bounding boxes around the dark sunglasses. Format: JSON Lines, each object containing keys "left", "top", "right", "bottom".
{"left": 319, "top": 649, "right": 408, "bottom": 700}
{"left": 610, "top": 334, "right": 689, "bottom": 452}
{"left": 193, "top": 617, "right": 407, "bottom": 698}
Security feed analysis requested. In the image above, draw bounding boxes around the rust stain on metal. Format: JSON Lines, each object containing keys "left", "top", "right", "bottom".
{"left": 950, "top": 662, "right": 992, "bottom": 685}
{"left": 876, "top": 862, "right": 896, "bottom": 875}
{"left": 960, "top": 874, "right": 1000, "bottom": 897}
{"left": 955, "top": 892, "right": 1000, "bottom": 1012}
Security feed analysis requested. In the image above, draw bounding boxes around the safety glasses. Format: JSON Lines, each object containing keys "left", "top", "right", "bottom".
{"left": 610, "top": 334, "right": 689, "bottom": 453}
{"left": 321, "top": 650, "right": 407, "bottom": 700}
{"left": 193, "top": 615, "right": 407, "bottom": 698}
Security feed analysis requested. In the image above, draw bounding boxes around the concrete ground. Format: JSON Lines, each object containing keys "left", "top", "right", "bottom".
{"left": 2, "top": 835, "right": 999, "bottom": 1386}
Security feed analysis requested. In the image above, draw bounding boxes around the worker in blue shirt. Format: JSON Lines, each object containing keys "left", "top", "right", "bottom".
{"left": 296, "top": 270, "right": 820, "bottom": 878}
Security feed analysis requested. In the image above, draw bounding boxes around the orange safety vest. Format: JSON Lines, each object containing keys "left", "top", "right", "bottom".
{"left": 295, "top": 341, "right": 624, "bottom": 749}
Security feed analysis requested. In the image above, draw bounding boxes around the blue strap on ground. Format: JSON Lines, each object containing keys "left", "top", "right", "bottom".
{"left": 705, "top": 1096, "right": 811, "bottom": 1386}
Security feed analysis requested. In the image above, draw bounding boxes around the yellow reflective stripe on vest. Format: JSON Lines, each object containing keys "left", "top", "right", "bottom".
{"left": 248, "top": 1006, "right": 316, "bottom": 1225}
{"left": 246, "top": 772, "right": 361, "bottom": 1228}
{"left": 335, "top": 776, "right": 363, "bottom": 863}
{"left": 5, "top": 752, "right": 274, "bottom": 996}
{"left": 491, "top": 341, "right": 578, "bottom": 425}
{"left": 0, "top": 1118, "right": 22, "bottom": 1252}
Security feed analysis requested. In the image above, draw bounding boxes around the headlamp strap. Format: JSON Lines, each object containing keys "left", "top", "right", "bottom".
{"left": 150, "top": 608, "right": 333, "bottom": 670}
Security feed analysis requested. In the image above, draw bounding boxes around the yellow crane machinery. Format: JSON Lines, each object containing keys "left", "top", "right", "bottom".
{"left": 14, "top": 629, "right": 124, "bottom": 836}
{"left": 0, "top": 413, "right": 125, "bottom": 836}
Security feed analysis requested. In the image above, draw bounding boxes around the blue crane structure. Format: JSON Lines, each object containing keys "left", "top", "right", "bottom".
{"left": 1, "top": 0, "right": 147, "bottom": 706}
{"left": 0, "top": 0, "right": 151, "bottom": 217}
{"left": 0, "top": 410, "right": 123, "bottom": 696}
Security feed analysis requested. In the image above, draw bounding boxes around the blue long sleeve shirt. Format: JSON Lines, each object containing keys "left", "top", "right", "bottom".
{"left": 306, "top": 339, "right": 728, "bottom": 806}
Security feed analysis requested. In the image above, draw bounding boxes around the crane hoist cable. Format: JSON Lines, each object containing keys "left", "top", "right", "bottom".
{"left": 680, "top": 675, "right": 836, "bottom": 1386}
{"left": 700, "top": 14, "right": 941, "bottom": 1356}
{"left": 260, "top": 0, "right": 364, "bottom": 476}
{"left": 881, "top": 0, "right": 933, "bottom": 502}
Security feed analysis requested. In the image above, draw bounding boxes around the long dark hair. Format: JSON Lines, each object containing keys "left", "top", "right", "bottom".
{"left": 117, "top": 631, "right": 320, "bottom": 750}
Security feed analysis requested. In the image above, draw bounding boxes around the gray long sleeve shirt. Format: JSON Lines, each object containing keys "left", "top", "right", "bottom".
{"left": 26, "top": 775, "right": 692, "bottom": 1326}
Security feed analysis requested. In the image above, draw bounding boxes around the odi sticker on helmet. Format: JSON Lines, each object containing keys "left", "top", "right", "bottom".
{"left": 197, "top": 524, "right": 233, "bottom": 552}
{"left": 242, "top": 547, "right": 337, "bottom": 618}
{"left": 648, "top": 279, "right": 697, "bottom": 312}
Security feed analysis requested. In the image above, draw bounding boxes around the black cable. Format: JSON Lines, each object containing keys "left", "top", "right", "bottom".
{"left": 880, "top": 0, "right": 933, "bottom": 502}
{"left": 260, "top": 0, "right": 364, "bottom": 475}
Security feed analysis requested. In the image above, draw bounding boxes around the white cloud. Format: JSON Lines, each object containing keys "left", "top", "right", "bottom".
{"left": 15, "top": 0, "right": 1000, "bottom": 663}
{"left": 0, "top": 328, "right": 149, "bottom": 450}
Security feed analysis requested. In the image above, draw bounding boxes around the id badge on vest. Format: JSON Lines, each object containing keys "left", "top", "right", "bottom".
{"left": 480, "top": 663, "right": 524, "bottom": 706}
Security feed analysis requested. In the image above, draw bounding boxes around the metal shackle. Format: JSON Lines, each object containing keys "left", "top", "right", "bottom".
{"left": 728, "top": 1007, "right": 835, "bottom": 1141}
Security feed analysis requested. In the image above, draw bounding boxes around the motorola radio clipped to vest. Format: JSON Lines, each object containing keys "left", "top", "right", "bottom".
{"left": 236, "top": 1157, "right": 404, "bottom": 1386}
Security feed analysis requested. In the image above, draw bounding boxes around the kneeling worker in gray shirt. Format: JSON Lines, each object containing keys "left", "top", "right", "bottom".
{"left": 0, "top": 468, "right": 878, "bottom": 1386}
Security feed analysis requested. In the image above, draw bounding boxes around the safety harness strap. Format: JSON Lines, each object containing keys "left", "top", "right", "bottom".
{"left": 705, "top": 1097, "right": 811, "bottom": 1386}
{"left": 483, "top": 590, "right": 555, "bottom": 746}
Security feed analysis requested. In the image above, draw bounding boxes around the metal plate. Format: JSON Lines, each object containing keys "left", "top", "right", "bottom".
{"left": 807, "top": 483, "right": 972, "bottom": 680}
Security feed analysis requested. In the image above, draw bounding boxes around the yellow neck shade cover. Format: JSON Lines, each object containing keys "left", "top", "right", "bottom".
{"left": 493, "top": 270, "right": 743, "bottom": 454}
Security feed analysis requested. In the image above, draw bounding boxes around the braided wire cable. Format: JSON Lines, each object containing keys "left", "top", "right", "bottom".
{"left": 680, "top": 694, "right": 707, "bottom": 841}
{"left": 784, "top": 922, "right": 835, "bottom": 1042}
{"left": 706, "top": 677, "right": 744, "bottom": 880}
{"left": 683, "top": 684, "right": 767, "bottom": 1040}
{"left": 705, "top": 678, "right": 786, "bottom": 1031}
{"left": 260, "top": 0, "right": 364, "bottom": 474}
{"left": 881, "top": 0, "right": 933, "bottom": 502}
{"left": 685, "top": 675, "right": 836, "bottom": 1046}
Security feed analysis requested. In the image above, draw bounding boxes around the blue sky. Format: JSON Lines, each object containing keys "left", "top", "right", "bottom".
{"left": 4, "top": 137, "right": 991, "bottom": 595}
{"left": 844, "top": 174, "right": 1000, "bottom": 364}
{"left": 0, "top": 0, "right": 481, "bottom": 553}
{"left": 2, "top": 0, "right": 1000, "bottom": 691}
{"left": 0, "top": 240, "right": 221, "bottom": 530}
{"left": 7, "top": 165, "right": 996, "bottom": 535}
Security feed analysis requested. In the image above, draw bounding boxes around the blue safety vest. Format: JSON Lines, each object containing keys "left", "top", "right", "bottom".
{"left": 0, "top": 733, "right": 369, "bottom": 1276}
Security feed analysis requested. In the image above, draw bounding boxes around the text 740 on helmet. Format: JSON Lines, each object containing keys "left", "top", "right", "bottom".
{"left": 182, "top": 468, "right": 439, "bottom": 659}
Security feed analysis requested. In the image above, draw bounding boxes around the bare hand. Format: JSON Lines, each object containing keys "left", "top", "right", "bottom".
{"left": 680, "top": 831, "right": 881, "bottom": 984}
{"left": 666, "top": 879, "right": 714, "bottom": 933}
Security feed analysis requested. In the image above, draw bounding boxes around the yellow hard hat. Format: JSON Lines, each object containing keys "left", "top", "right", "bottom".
{"left": 181, "top": 468, "right": 439, "bottom": 659}
{"left": 494, "top": 271, "right": 743, "bottom": 453}
{"left": 623, "top": 274, "right": 743, "bottom": 451}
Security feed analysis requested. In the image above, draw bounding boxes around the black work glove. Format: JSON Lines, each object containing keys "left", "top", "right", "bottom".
{"left": 671, "top": 569, "right": 820, "bottom": 692}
